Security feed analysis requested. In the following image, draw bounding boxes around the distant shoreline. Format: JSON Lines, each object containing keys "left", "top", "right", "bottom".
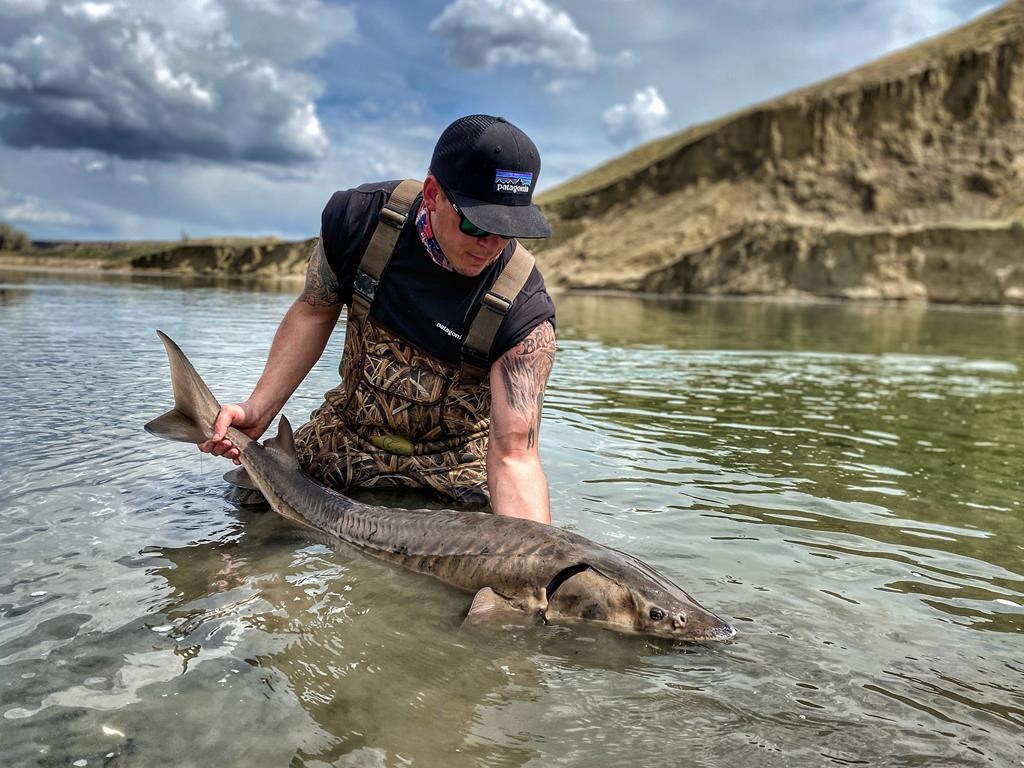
{"left": 0, "top": 237, "right": 315, "bottom": 282}
{"left": 0, "top": 257, "right": 307, "bottom": 284}
{"left": 7, "top": 251, "right": 1024, "bottom": 311}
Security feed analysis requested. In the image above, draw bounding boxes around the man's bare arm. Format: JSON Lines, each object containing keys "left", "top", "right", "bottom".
{"left": 200, "top": 239, "right": 343, "bottom": 461}
{"left": 487, "top": 321, "right": 556, "bottom": 523}
{"left": 298, "top": 239, "right": 342, "bottom": 307}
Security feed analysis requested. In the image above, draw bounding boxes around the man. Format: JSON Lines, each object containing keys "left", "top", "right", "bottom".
{"left": 199, "top": 114, "right": 556, "bottom": 524}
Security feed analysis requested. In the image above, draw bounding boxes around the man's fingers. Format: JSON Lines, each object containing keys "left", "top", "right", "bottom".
{"left": 195, "top": 404, "right": 252, "bottom": 461}
{"left": 211, "top": 408, "right": 235, "bottom": 441}
{"left": 210, "top": 440, "right": 235, "bottom": 457}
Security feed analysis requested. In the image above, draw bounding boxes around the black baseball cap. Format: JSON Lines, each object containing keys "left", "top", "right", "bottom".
{"left": 430, "top": 114, "right": 551, "bottom": 239}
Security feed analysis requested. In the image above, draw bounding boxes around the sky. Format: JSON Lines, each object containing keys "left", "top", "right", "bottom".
{"left": 0, "top": 0, "right": 998, "bottom": 241}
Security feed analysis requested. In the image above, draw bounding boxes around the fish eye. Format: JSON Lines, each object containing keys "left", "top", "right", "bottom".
{"left": 649, "top": 607, "right": 665, "bottom": 621}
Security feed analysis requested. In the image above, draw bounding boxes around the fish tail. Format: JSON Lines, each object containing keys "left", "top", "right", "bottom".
{"left": 144, "top": 330, "right": 224, "bottom": 445}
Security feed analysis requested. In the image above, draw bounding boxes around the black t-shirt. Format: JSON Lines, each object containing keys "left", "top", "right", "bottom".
{"left": 320, "top": 180, "right": 556, "bottom": 367}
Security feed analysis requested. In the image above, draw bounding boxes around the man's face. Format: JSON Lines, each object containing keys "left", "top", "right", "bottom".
{"left": 423, "top": 175, "right": 510, "bottom": 277}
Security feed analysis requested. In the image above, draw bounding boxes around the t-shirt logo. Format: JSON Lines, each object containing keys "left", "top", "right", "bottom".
{"left": 494, "top": 170, "right": 533, "bottom": 195}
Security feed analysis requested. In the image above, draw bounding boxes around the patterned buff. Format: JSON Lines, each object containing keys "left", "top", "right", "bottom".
{"left": 415, "top": 200, "right": 452, "bottom": 271}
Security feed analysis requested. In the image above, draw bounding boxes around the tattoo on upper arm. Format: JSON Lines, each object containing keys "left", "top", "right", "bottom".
{"left": 498, "top": 321, "right": 555, "bottom": 449}
{"left": 299, "top": 238, "right": 342, "bottom": 307}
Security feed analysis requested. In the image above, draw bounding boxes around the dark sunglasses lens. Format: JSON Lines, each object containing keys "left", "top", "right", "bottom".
{"left": 459, "top": 217, "right": 490, "bottom": 237}
{"left": 445, "top": 187, "right": 493, "bottom": 237}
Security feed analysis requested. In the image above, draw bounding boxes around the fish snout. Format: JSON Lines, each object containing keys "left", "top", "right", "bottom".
{"left": 671, "top": 614, "right": 687, "bottom": 631}
{"left": 683, "top": 607, "right": 737, "bottom": 642}
{"left": 706, "top": 620, "right": 737, "bottom": 643}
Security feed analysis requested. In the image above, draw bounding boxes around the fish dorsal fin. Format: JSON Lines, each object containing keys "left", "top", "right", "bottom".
{"left": 263, "top": 415, "right": 296, "bottom": 457}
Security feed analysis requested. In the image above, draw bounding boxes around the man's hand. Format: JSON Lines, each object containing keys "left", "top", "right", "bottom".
{"left": 198, "top": 400, "right": 271, "bottom": 464}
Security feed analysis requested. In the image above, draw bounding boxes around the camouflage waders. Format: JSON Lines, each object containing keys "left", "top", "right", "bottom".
{"left": 293, "top": 180, "right": 535, "bottom": 506}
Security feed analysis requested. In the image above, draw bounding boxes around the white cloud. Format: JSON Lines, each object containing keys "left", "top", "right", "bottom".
{"left": 63, "top": 2, "right": 116, "bottom": 22}
{"left": 545, "top": 78, "right": 582, "bottom": 95}
{"left": 0, "top": 0, "right": 356, "bottom": 165}
{"left": 1, "top": 194, "right": 89, "bottom": 225}
{"left": 430, "top": 0, "right": 597, "bottom": 71}
{"left": 602, "top": 86, "right": 669, "bottom": 146}
{"left": 612, "top": 49, "right": 635, "bottom": 69}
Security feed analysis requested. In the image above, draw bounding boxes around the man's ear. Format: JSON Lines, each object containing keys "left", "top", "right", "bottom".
{"left": 423, "top": 173, "right": 442, "bottom": 212}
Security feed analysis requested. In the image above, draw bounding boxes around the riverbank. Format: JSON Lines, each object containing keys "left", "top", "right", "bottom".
{"left": 0, "top": 237, "right": 314, "bottom": 280}
{"left": 6, "top": 218, "right": 1024, "bottom": 306}
{"left": 530, "top": 3, "right": 1024, "bottom": 307}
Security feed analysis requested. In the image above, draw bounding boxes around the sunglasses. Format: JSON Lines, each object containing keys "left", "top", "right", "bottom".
{"left": 443, "top": 187, "right": 494, "bottom": 238}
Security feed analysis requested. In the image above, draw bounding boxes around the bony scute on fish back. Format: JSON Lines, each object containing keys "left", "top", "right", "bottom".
{"left": 146, "top": 330, "right": 737, "bottom": 644}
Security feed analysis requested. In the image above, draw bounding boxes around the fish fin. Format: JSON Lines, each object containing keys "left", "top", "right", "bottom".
{"left": 263, "top": 415, "right": 297, "bottom": 458}
{"left": 223, "top": 467, "right": 259, "bottom": 491}
{"left": 462, "top": 588, "right": 534, "bottom": 628}
{"left": 144, "top": 409, "right": 209, "bottom": 444}
{"left": 148, "top": 331, "right": 222, "bottom": 442}
{"left": 223, "top": 467, "right": 268, "bottom": 509}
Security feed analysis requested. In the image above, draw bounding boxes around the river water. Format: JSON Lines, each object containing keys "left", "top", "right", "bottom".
{"left": 0, "top": 268, "right": 1021, "bottom": 767}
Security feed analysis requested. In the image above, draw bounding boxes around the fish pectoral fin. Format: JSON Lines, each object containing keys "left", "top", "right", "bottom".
{"left": 223, "top": 466, "right": 259, "bottom": 491}
{"left": 223, "top": 467, "right": 268, "bottom": 509}
{"left": 461, "top": 588, "right": 535, "bottom": 628}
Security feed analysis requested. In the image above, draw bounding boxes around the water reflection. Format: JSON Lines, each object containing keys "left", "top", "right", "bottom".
{"left": 556, "top": 292, "right": 1024, "bottom": 361}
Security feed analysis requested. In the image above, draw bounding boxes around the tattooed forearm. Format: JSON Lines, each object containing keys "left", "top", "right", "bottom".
{"left": 299, "top": 238, "right": 342, "bottom": 307}
{"left": 498, "top": 321, "right": 556, "bottom": 449}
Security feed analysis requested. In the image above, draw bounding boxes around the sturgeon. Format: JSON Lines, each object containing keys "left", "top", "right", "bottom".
{"left": 145, "top": 331, "right": 736, "bottom": 642}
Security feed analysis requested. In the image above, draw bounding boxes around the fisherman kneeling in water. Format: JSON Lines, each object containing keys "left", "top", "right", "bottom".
{"left": 198, "top": 115, "right": 556, "bottom": 524}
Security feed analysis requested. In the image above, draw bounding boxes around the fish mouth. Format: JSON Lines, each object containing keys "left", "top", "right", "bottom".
{"left": 688, "top": 613, "right": 738, "bottom": 643}
{"left": 658, "top": 616, "right": 737, "bottom": 643}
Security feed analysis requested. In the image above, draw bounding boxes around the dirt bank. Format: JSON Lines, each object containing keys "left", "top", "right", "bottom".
{"left": 532, "top": 1, "right": 1024, "bottom": 305}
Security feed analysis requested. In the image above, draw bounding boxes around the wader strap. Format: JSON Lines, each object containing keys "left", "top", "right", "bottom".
{"left": 461, "top": 244, "right": 536, "bottom": 380}
{"left": 351, "top": 179, "right": 423, "bottom": 318}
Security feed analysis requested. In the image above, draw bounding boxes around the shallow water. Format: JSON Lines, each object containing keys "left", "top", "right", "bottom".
{"left": 1, "top": 270, "right": 1021, "bottom": 767}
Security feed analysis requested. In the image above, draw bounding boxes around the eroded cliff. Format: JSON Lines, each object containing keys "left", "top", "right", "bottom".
{"left": 129, "top": 238, "right": 315, "bottom": 276}
{"left": 534, "top": 1, "right": 1024, "bottom": 304}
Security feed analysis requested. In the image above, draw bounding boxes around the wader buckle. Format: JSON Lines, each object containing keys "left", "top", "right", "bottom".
{"left": 353, "top": 269, "right": 379, "bottom": 304}
{"left": 380, "top": 203, "right": 407, "bottom": 229}
{"left": 481, "top": 291, "right": 512, "bottom": 315}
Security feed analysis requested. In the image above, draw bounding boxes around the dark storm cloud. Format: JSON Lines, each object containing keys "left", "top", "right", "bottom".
{"left": 0, "top": 0, "right": 355, "bottom": 164}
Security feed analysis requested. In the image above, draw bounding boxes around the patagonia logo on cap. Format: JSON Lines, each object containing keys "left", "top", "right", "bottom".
{"left": 495, "top": 169, "right": 533, "bottom": 195}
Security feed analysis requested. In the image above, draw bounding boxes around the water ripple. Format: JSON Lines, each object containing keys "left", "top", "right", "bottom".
{"left": 1, "top": 275, "right": 1022, "bottom": 766}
